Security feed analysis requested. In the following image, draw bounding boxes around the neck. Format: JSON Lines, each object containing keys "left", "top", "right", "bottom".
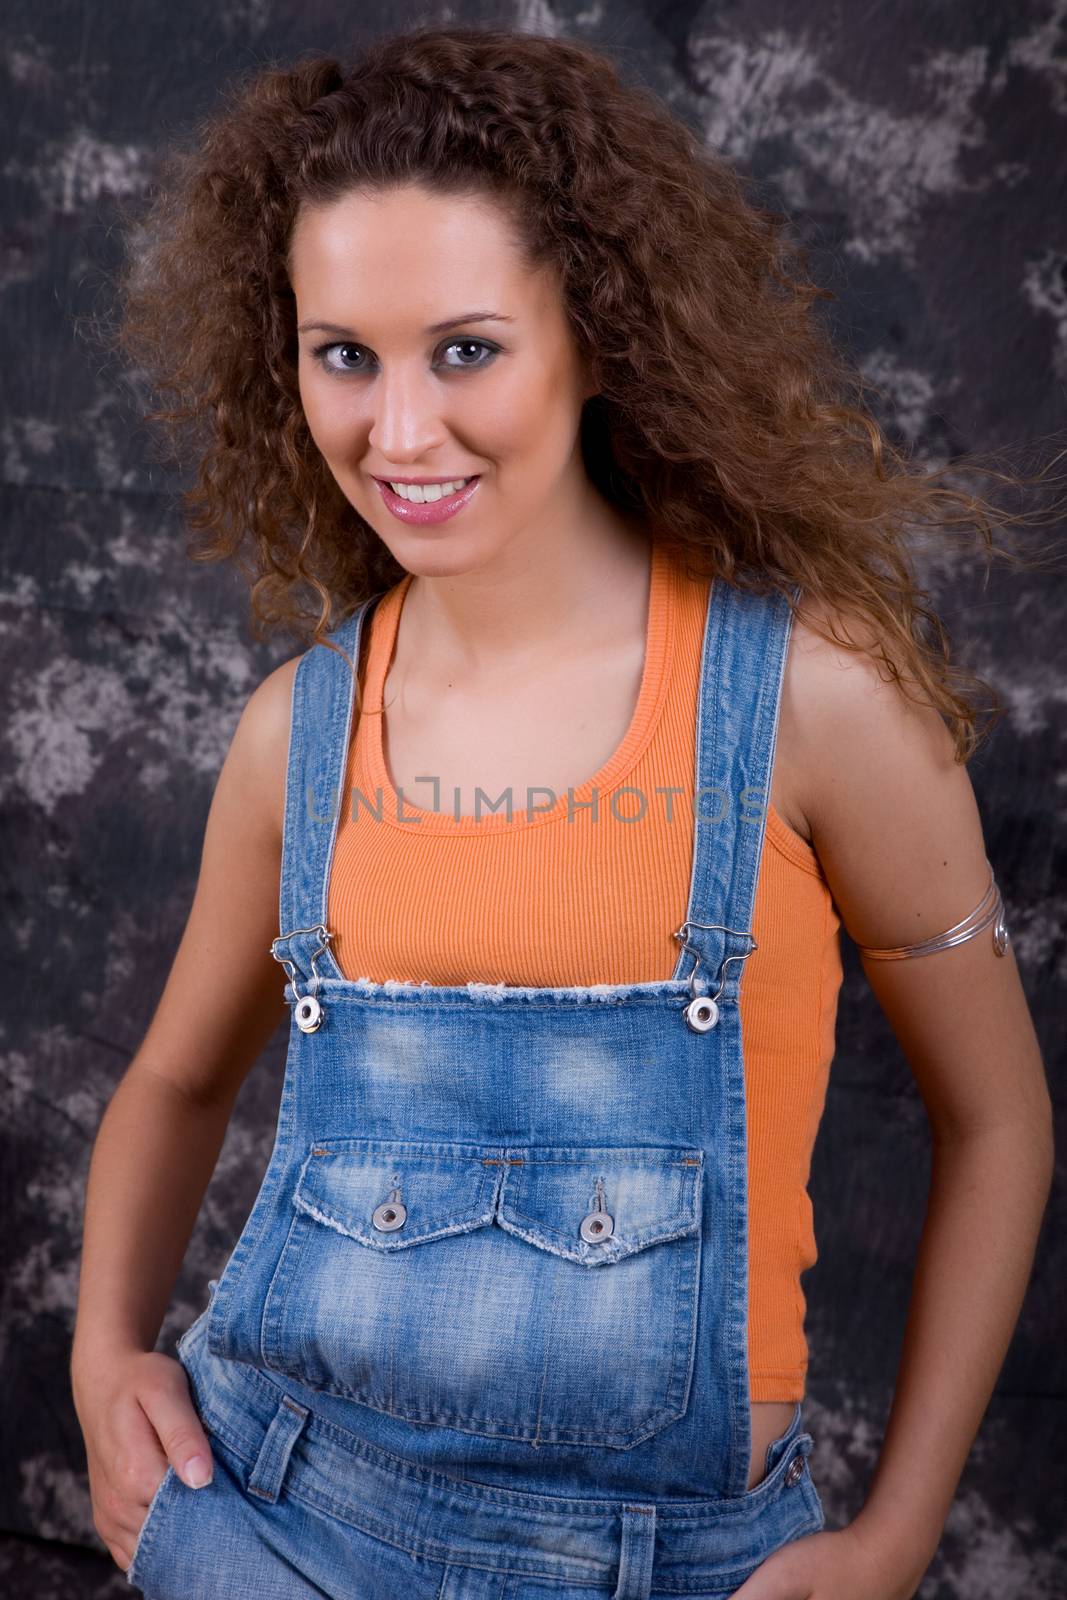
{"left": 400, "top": 495, "right": 654, "bottom": 678}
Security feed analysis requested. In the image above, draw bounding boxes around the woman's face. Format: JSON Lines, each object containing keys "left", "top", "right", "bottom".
{"left": 289, "top": 182, "right": 597, "bottom": 577}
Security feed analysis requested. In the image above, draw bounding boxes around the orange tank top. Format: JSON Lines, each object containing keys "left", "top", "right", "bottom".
{"left": 327, "top": 541, "right": 844, "bottom": 1400}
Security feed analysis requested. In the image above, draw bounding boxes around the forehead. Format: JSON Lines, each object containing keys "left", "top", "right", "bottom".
{"left": 288, "top": 185, "right": 533, "bottom": 303}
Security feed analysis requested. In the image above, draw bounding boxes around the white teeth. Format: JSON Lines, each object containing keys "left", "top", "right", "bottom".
{"left": 388, "top": 477, "right": 472, "bottom": 503}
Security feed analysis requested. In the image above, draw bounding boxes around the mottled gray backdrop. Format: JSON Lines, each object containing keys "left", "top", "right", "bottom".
{"left": 3, "top": 1, "right": 1064, "bottom": 1596}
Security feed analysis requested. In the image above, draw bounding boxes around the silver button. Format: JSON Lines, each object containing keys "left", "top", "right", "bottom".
{"left": 372, "top": 1200, "right": 407, "bottom": 1231}
{"left": 684, "top": 995, "right": 720, "bottom": 1033}
{"left": 579, "top": 1208, "right": 615, "bottom": 1243}
{"left": 294, "top": 994, "right": 324, "bottom": 1033}
{"left": 784, "top": 1454, "right": 804, "bottom": 1487}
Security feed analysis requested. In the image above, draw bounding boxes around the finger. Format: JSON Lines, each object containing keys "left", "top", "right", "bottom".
{"left": 136, "top": 1374, "right": 214, "bottom": 1489}
{"left": 107, "top": 1393, "right": 171, "bottom": 1503}
{"left": 104, "top": 1477, "right": 171, "bottom": 1574}
{"left": 728, "top": 1556, "right": 806, "bottom": 1600}
{"left": 99, "top": 1507, "right": 149, "bottom": 1576}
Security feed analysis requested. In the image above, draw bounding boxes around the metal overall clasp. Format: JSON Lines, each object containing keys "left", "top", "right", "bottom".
{"left": 372, "top": 1174, "right": 407, "bottom": 1233}
{"left": 270, "top": 923, "right": 334, "bottom": 1034}
{"left": 672, "top": 920, "right": 759, "bottom": 1033}
{"left": 579, "top": 1176, "right": 615, "bottom": 1244}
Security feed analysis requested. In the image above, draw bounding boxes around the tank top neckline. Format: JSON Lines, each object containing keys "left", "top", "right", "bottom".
{"left": 359, "top": 540, "right": 679, "bottom": 834}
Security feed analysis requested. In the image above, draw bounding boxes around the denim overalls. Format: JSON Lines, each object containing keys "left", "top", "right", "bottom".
{"left": 127, "top": 570, "right": 826, "bottom": 1599}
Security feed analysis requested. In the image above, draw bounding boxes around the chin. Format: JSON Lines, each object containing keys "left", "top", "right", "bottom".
{"left": 372, "top": 519, "right": 503, "bottom": 567}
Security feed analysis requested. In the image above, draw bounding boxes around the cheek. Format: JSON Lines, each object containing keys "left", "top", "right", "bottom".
{"left": 298, "top": 371, "right": 361, "bottom": 456}
{"left": 468, "top": 363, "right": 574, "bottom": 464}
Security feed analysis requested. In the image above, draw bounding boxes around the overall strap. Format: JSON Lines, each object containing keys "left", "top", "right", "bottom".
{"left": 673, "top": 575, "right": 801, "bottom": 1001}
{"left": 275, "top": 593, "right": 383, "bottom": 985}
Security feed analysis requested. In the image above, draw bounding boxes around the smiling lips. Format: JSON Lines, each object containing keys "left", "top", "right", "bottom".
{"left": 374, "top": 475, "right": 482, "bottom": 525}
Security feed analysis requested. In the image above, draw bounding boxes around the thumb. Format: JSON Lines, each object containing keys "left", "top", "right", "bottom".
{"left": 728, "top": 1551, "right": 803, "bottom": 1600}
{"left": 138, "top": 1376, "right": 214, "bottom": 1490}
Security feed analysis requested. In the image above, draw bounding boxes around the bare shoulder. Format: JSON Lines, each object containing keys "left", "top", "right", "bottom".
{"left": 227, "top": 652, "right": 304, "bottom": 847}
{"left": 781, "top": 592, "right": 991, "bottom": 949}
{"left": 127, "top": 649, "right": 306, "bottom": 1107}
{"left": 773, "top": 595, "right": 892, "bottom": 846}
{"left": 785, "top": 590, "right": 959, "bottom": 797}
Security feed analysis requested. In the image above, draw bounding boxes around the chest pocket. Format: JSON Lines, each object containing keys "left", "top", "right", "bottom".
{"left": 261, "top": 1137, "right": 704, "bottom": 1448}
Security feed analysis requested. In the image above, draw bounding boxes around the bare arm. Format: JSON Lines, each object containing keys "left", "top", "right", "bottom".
{"left": 740, "top": 613, "right": 1054, "bottom": 1599}
{"left": 72, "top": 654, "right": 300, "bottom": 1362}
{"left": 70, "top": 652, "right": 299, "bottom": 1570}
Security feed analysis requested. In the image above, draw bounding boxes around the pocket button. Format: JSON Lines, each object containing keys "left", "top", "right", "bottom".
{"left": 372, "top": 1200, "right": 407, "bottom": 1231}
{"left": 579, "top": 1207, "right": 614, "bottom": 1243}
{"left": 784, "top": 1453, "right": 805, "bottom": 1487}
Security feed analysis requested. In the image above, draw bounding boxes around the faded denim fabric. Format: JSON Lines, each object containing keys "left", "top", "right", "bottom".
{"left": 127, "top": 572, "right": 827, "bottom": 1598}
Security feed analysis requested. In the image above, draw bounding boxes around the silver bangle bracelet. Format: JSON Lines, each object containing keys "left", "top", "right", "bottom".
{"left": 855, "top": 858, "right": 1010, "bottom": 960}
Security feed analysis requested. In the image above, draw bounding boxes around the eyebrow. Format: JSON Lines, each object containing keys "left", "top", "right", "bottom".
{"left": 296, "top": 312, "right": 516, "bottom": 337}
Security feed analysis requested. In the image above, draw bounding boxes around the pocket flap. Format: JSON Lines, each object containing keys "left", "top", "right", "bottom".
{"left": 497, "top": 1145, "right": 703, "bottom": 1265}
{"left": 292, "top": 1139, "right": 500, "bottom": 1251}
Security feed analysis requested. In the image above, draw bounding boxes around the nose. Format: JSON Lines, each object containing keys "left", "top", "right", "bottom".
{"left": 366, "top": 363, "right": 448, "bottom": 463}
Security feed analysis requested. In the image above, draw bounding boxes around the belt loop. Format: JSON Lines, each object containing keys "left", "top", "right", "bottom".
{"left": 612, "top": 1505, "right": 657, "bottom": 1600}
{"left": 246, "top": 1394, "right": 310, "bottom": 1504}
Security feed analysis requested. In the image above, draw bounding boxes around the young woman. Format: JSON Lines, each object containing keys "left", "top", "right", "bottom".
{"left": 71, "top": 25, "right": 1053, "bottom": 1600}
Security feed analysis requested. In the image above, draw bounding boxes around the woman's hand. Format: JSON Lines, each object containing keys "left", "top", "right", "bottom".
{"left": 72, "top": 1348, "right": 215, "bottom": 1573}
{"left": 729, "top": 1523, "right": 924, "bottom": 1600}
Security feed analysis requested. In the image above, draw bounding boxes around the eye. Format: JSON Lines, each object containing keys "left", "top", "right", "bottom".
{"left": 439, "top": 338, "right": 499, "bottom": 369}
{"left": 310, "top": 338, "right": 500, "bottom": 375}
{"left": 312, "top": 342, "right": 367, "bottom": 374}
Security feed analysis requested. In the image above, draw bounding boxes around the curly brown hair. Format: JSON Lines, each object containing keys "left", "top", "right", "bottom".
{"left": 102, "top": 23, "right": 1062, "bottom": 762}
